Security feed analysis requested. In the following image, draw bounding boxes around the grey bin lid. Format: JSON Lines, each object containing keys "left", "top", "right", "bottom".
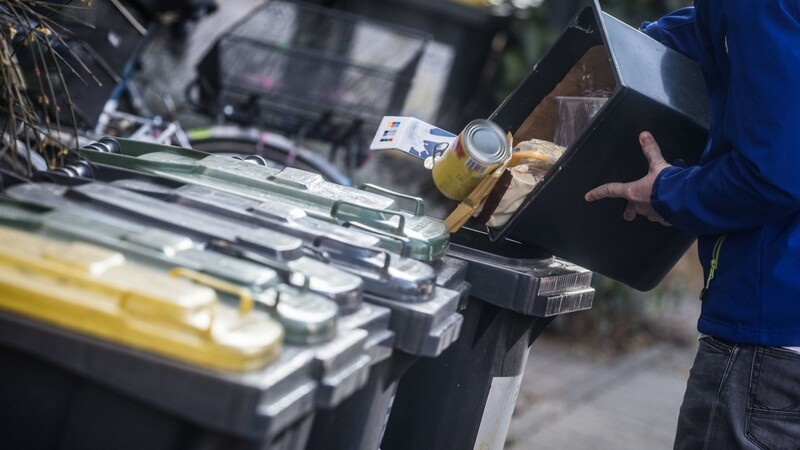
{"left": 486, "top": 0, "right": 710, "bottom": 291}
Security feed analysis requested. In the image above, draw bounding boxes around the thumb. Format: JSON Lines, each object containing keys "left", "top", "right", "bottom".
{"left": 623, "top": 201, "right": 637, "bottom": 221}
{"left": 639, "top": 132, "right": 667, "bottom": 170}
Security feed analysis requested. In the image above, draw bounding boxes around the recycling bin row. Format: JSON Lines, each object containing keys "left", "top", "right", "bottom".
{"left": 0, "top": 136, "right": 593, "bottom": 450}
{"left": 0, "top": 136, "right": 461, "bottom": 450}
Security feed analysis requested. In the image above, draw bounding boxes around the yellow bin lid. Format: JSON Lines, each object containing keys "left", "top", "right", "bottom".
{"left": 0, "top": 226, "right": 283, "bottom": 372}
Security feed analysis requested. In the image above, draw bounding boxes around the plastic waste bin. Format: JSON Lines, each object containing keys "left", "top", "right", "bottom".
{"left": 382, "top": 227, "right": 594, "bottom": 450}
{"left": 0, "top": 229, "right": 317, "bottom": 450}
{"left": 78, "top": 137, "right": 450, "bottom": 261}
{"left": 0, "top": 312, "right": 319, "bottom": 450}
{"left": 305, "top": 256, "right": 469, "bottom": 450}
{"left": 2, "top": 179, "right": 380, "bottom": 413}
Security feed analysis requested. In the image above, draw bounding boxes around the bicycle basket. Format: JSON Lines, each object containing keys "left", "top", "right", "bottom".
{"left": 195, "top": 0, "right": 429, "bottom": 138}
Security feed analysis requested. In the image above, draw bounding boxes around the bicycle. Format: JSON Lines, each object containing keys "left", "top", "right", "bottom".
{"left": 185, "top": 124, "right": 354, "bottom": 186}
{"left": 5, "top": 0, "right": 364, "bottom": 186}
{"left": 3, "top": 1, "right": 211, "bottom": 166}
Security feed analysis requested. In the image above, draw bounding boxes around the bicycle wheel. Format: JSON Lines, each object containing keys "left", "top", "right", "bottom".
{"left": 187, "top": 125, "right": 353, "bottom": 186}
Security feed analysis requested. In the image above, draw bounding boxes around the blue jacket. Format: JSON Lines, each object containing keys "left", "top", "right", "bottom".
{"left": 642, "top": 1, "right": 800, "bottom": 345}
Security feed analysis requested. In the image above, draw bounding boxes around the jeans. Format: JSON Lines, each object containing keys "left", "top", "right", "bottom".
{"left": 674, "top": 336, "right": 800, "bottom": 450}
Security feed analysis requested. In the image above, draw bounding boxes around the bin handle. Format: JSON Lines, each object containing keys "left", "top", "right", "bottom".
{"left": 331, "top": 200, "right": 406, "bottom": 235}
{"left": 312, "top": 235, "right": 391, "bottom": 274}
{"left": 357, "top": 183, "right": 425, "bottom": 216}
{"left": 169, "top": 267, "right": 254, "bottom": 316}
{"left": 343, "top": 221, "right": 412, "bottom": 258}
{"left": 302, "top": 244, "right": 331, "bottom": 264}
{"left": 207, "top": 239, "right": 312, "bottom": 293}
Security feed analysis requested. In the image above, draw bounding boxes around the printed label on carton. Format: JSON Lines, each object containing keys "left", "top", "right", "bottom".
{"left": 370, "top": 116, "right": 456, "bottom": 160}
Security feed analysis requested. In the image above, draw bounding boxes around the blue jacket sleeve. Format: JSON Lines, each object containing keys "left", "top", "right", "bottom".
{"left": 640, "top": 7, "right": 702, "bottom": 62}
{"left": 652, "top": 1, "right": 800, "bottom": 237}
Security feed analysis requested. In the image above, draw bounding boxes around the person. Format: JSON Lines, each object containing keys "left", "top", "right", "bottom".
{"left": 584, "top": 2, "right": 800, "bottom": 449}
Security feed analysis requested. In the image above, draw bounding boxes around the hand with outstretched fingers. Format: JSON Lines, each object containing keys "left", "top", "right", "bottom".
{"left": 584, "top": 131, "right": 672, "bottom": 226}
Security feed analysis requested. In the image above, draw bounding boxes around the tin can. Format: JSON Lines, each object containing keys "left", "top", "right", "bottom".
{"left": 432, "top": 119, "right": 510, "bottom": 201}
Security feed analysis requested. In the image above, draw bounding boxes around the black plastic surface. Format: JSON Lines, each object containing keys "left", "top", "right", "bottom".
{"left": 382, "top": 298, "right": 553, "bottom": 450}
{"left": 304, "top": 258, "right": 470, "bottom": 450}
{"left": 0, "top": 311, "right": 317, "bottom": 449}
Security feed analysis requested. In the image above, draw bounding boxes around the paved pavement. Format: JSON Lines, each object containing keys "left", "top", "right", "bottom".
{"left": 507, "top": 337, "right": 698, "bottom": 449}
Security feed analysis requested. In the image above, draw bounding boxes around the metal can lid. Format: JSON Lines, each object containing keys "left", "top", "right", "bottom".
{"left": 464, "top": 120, "right": 509, "bottom": 164}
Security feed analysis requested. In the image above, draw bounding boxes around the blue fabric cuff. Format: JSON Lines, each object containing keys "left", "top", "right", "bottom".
{"left": 651, "top": 165, "right": 683, "bottom": 223}
{"left": 640, "top": 21, "right": 663, "bottom": 40}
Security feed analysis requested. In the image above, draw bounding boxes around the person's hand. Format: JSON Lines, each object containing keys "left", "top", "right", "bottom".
{"left": 584, "top": 131, "right": 672, "bottom": 226}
